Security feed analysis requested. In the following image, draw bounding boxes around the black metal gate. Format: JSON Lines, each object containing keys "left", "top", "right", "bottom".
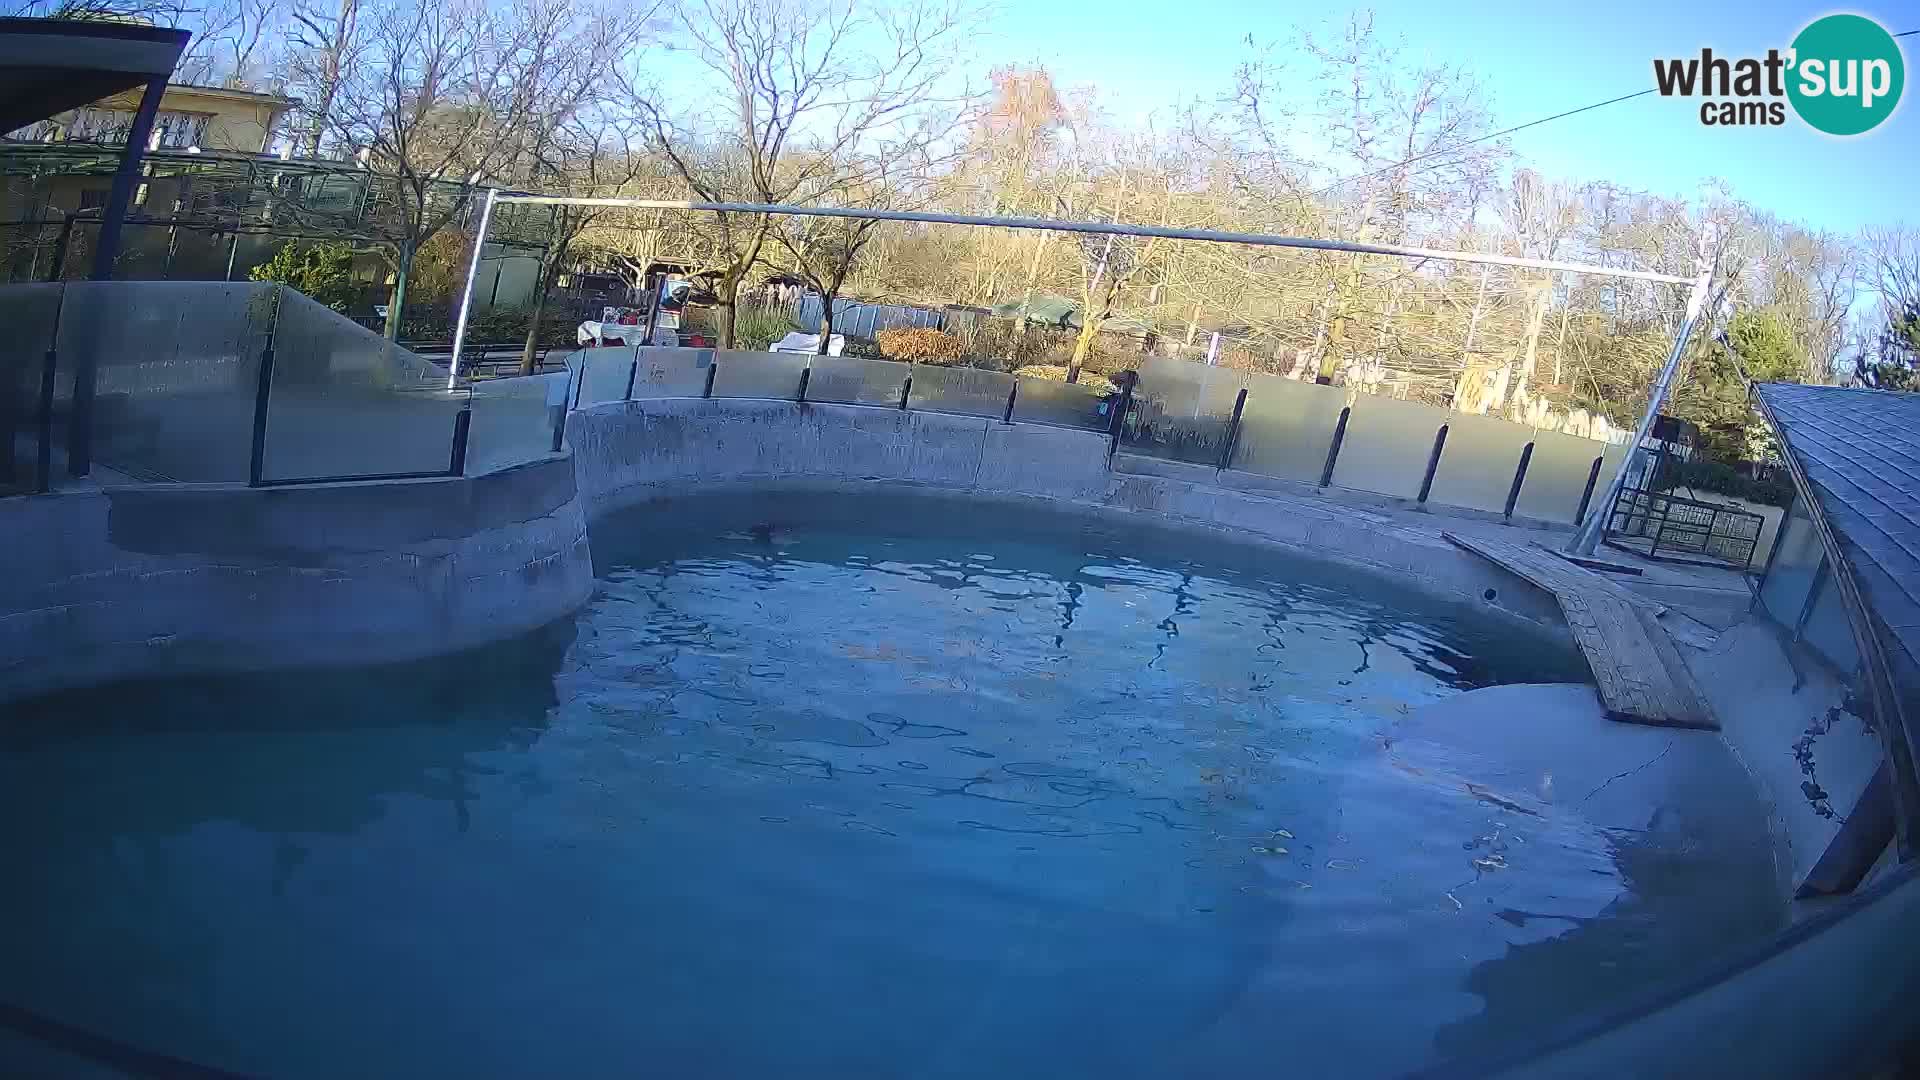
{"left": 1606, "top": 486, "right": 1766, "bottom": 570}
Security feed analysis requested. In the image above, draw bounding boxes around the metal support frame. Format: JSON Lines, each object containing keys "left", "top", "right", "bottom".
{"left": 1569, "top": 269, "right": 1713, "bottom": 555}
{"left": 447, "top": 187, "right": 498, "bottom": 389}
{"left": 1217, "top": 388, "right": 1248, "bottom": 470}
{"left": 68, "top": 75, "right": 168, "bottom": 478}
{"left": 1574, "top": 456, "right": 1604, "bottom": 527}
{"left": 1001, "top": 381, "right": 1018, "bottom": 424}
{"left": 1504, "top": 443, "right": 1534, "bottom": 521}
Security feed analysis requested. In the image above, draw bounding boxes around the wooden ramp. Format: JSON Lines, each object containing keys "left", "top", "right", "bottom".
{"left": 1445, "top": 532, "right": 1716, "bottom": 730}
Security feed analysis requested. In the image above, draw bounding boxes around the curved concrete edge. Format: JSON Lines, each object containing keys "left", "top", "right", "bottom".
{"left": 567, "top": 397, "right": 1571, "bottom": 642}
{"left": 0, "top": 455, "right": 593, "bottom": 704}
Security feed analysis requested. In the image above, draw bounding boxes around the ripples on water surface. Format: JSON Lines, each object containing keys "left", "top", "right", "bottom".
{"left": 0, "top": 491, "right": 1781, "bottom": 1078}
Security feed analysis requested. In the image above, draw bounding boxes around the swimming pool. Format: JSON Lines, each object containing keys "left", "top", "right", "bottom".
{"left": 0, "top": 491, "right": 1781, "bottom": 1077}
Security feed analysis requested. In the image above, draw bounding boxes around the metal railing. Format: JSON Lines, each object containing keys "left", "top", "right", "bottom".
{"left": 1, "top": 281, "right": 567, "bottom": 496}
{"left": 558, "top": 344, "right": 1629, "bottom": 529}
{"left": 1606, "top": 486, "right": 1766, "bottom": 570}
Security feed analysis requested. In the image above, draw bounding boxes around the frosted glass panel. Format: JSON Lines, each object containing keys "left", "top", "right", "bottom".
{"left": 1121, "top": 357, "right": 1247, "bottom": 465}
{"left": 1759, "top": 500, "right": 1822, "bottom": 629}
{"left": 0, "top": 284, "right": 63, "bottom": 491}
{"left": 1800, "top": 574, "right": 1858, "bottom": 673}
{"left": 809, "top": 355, "right": 909, "bottom": 407}
{"left": 1229, "top": 374, "right": 1345, "bottom": 482}
{"left": 907, "top": 363, "right": 1014, "bottom": 419}
{"left": 467, "top": 372, "right": 567, "bottom": 474}
{"left": 712, "top": 350, "right": 806, "bottom": 400}
{"left": 1513, "top": 429, "right": 1608, "bottom": 525}
{"left": 1331, "top": 393, "right": 1448, "bottom": 499}
{"left": 1013, "top": 377, "right": 1111, "bottom": 431}
{"left": 628, "top": 347, "right": 715, "bottom": 399}
{"left": 1425, "top": 413, "right": 1536, "bottom": 515}
{"left": 567, "top": 347, "right": 636, "bottom": 406}
{"left": 59, "top": 281, "right": 274, "bottom": 482}
{"left": 263, "top": 289, "right": 467, "bottom": 481}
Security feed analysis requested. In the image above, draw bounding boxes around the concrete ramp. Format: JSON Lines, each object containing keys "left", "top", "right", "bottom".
{"left": 1444, "top": 533, "right": 1716, "bottom": 731}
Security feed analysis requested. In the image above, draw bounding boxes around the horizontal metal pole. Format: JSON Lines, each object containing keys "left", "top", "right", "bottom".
{"left": 492, "top": 195, "right": 1695, "bottom": 285}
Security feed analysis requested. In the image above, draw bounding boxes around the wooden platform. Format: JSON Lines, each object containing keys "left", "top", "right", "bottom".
{"left": 1445, "top": 532, "right": 1717, "bottom": 730}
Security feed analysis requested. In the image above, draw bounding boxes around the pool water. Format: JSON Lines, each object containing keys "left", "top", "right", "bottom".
{"left": 0, "top": 492, "right": 1780, "bottom": 1078}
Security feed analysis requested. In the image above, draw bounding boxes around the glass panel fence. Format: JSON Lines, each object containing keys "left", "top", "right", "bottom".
{"left": 807, "top": 354, "right": 910, "bottom": 408}
{"left": 712, "top": 349, "right": 807, "bottom": 400}
{"left": 466, "top": 372, "right": 568, "bottom": 475}
{"left": 0, "top": 284, "right": 64, "bottom": 492}
{"left": 567, "top": 346, "right": 638, "bottom": 407}
{"left": 1121, "top": 357, "right": 1247, "bottom": 465}
{"left": 1512, "top": 428, "right": 1610, "bottom": 525}
{"left": 262, "top": 289, "right": 468, "bottom": 482}
{"left": 1228, "top": 374, "right": 1346, "bottom": 482}
{"left": 1013, "top": 376, "right": 1112, "bottom": 431}
{"left": 1800, "top": 572, "right": 1860, "bottom": 674}
{"left": 59, "top": 280, "right": 274, "bottom": 483}
{"left": 1331, "top": 392, "right": 1448, "bottom": 499}
{"left": 906, "top": 363, "right": 1015, "bottom": 419}
{"left": 629, "top": 347, "right": 716, "bottom": 399}
{"left": 1759, "top": 500, "right": 1822, "bottom": 629}
{"left": 1425, "top": 412, "right": 1537, "bottom": 516}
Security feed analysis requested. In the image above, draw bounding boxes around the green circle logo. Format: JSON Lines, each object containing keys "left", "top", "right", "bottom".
{"left": 1787, "top": 13, "right": 1904, "bottom": 135}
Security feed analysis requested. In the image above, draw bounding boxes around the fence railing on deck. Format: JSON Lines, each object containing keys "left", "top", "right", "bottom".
{"left": 0, "top": 281, "right": 568, "bottom": 495}
{"left": 556, "top": 344, "right": 1639, "bottom": 531}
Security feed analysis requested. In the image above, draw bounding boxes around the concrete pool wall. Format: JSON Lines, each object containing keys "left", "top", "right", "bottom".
{"left": 0, "top": 455, "right": 591, "bottom": 703}
{"left": 3, "top": 394, "right": 1570, "bottom": 704}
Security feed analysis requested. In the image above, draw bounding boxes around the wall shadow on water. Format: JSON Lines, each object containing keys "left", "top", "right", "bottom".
{"left": 1428, "top": 810, "right": 1787, "bottom": 1071}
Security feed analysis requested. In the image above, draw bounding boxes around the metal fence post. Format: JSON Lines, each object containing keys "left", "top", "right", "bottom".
{"left": 1416, "top": 424, "right": 1448, "bottom": 505}
{"left": 1503, "top": 443, "right": 1535, "bottom": 522}
{"left": 796, "top": 366, "right": 811, "bottom": 402}
{"left": 899, "top": 375, "right": 912, "bottom": 409}
{"left": 1002, "top": 380, "right": 1018, "bottom": 424}
{"left": 703, "top": 360, "right": 719, "bottom": 399}
{"left": 1574, "top": 456, "right": 1604, "bottom": 527}
{"left": 449, "top": 407, "right": 472, "bottom": 476}
{"left": 1217, "top": 387, "right": 1248, "bottom": 470}
{"left": 1320, "top": 407, "right": 1351, "bottom": 488}
{"left": 247, "top": 341, "right": 277, "bottom": 486}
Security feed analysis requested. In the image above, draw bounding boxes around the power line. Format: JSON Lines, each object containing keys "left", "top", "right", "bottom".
{"left": 1313, "top": 89, "right": 1656, "bottom": 197}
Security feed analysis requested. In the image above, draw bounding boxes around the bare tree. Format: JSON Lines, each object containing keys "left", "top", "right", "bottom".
{"left": 631, "top": 0, "right": 975, "bottom": 348}
{"left": 175, "top": 0, "right": 281, "bottom": 89}
{"left": 285, "top": 0, "right": 364, "bottom": 156}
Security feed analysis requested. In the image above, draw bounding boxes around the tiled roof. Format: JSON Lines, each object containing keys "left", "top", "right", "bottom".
{"left": 1755, "top": 383, "right": 1920, "bottom": 678}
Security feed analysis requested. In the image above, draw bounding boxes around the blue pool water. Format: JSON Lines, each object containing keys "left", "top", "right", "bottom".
{"left": 0, "top": 492, "right": 1780, "bottom": 1078}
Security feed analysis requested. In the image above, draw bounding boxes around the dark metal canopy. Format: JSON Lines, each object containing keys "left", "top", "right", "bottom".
{"left": 0, "top": 17, "right": 189, "bottom": 134}
{"left": 1755, "top": 382, "right": 1920, "bottom": 888}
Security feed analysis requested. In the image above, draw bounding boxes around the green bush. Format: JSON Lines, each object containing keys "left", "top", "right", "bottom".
{"left": 250, "top": 241, "right": 358, "bottom": 312}
{"left": 729, "top": 304, "right": 796, "bottom": 351}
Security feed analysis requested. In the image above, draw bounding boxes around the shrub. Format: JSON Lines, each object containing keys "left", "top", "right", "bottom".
{"left": 876, "top": 327, "right": 966, "bottom": 363}
{"left": 729, "top": 303, "right": 795, "bottom": 351}
{"left": 250, "top": 241, "right": 358, "bottom": 312}
{"left": 1013, "top": 365, "right": 1117, "bottom": 395}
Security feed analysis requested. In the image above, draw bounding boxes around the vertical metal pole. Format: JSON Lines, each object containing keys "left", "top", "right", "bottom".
{"left": 641, "top": 275, "right": 666, "bottom": 347}
{"left": 1574, "top": 456, "right": 1604, "bottom": 527}
{"left": 448, "top": 187, "right": 498, "bottom": 389}
{"left": 1569, "top": 270, "right": 1712, "bottom": 555}
{"left": 1504, "top": 443, "right": 1534, "bottom": 521}
{"left": 899, "top": 375, "right": 912, "bottom": 409}
{"left": 448, "top": 407, "right": 471, "bottom": 476}
{"left": 247, "top": 314, "right": 280, "bottom": 487}
{"left": 1417, "top": 425, "right": 1448, "bottom": 504}
{"left": 69, "top": 76, "right": 167, "bottom": 479}
{"left": 1319, "top": 407, "right": 1350, "bottom": 488}
{"left": 623, "top": 345, "right": 640, "bottom": 401}
{"left": 1217, "top": 387, "right": 1248, "bottom": 469}
{"left": 1108, "top": 370, "right": 1137, "bottom": 460}
{"left": 1002, "top": 380, "right": 1018, "bottom": 424}
{"left": 703, "top": 360, "right": 718, "bottom": 399}
{"left": 796, "top": 367, "right": 811, "bottom": 403}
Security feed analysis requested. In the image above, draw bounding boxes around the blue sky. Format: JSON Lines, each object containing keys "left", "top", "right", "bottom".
{"left": 974, "top": 0, "right": 1916, "bottom": 235}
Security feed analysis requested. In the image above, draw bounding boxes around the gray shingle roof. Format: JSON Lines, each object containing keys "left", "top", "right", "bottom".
{"left": 1754, "top": 383, "right": 1920, "bottom": 677}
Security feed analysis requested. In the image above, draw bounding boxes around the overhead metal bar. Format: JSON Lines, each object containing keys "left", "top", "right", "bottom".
{"left": 487, "top": 195, "right": 1698, "bottom": 286}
